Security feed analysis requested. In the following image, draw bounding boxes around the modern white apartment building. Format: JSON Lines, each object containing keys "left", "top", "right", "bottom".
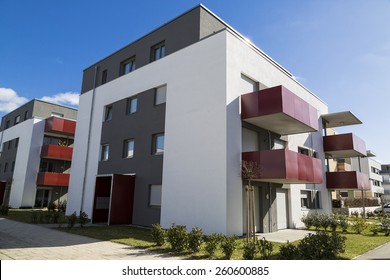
{"left": 66, "top": 5, "right": 368, "bottom": 235}
{"left": 0, "top": 100, "right": 77, "bottom": 208}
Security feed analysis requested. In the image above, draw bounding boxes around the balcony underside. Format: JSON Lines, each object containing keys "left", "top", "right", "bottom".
{"left": 326, "top": 171, "right": 370, "bottom": 190}
{"left": 242, "top": 149, "right": 323, "bottom": 184}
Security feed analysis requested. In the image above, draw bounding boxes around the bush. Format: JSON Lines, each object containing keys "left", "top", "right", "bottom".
{"left": 30, "top": 211, "right": 38, "bottom": 223}
{"left": 257, "top": 237, "right": 273, "bottom": 259}
{"left": 78, "top": 211, "right": 89, "bottom": 227}
{"left": 151, "top": 224, "right": 166, "bottom": 246}
{"left": 243, "top": 241, "right": 257, "bottom": 260}
{"left": 205, "top": 233, "right": 222, "bottom": 257}
{"left": 67, "top": 211, "right": 77, "bottom": 229}
{"left": 329, "top": 214, "right": 338, "bottom": 232}
{"left": 44, "top": 212, "right": 52, "bottom": 223}
{"left": 369, "top": 224, "right": 379, "bottom": 236}
{"left": 301, "top": 214, "right": 314, "bottom": 229}
{"left": 351, "top": 217, "right": 367, "bottom": 234}
{"left": 318, "top": 213, "right": 331, "bottom": 231}
{"left": 297, "top": 231, "right": 346, "bottom": 259}
{"left": 52, "top": 211, "right": 61, "bottom": 224}
{"left": 220, "top": 235, "right": 237, "bottom": 260}
{"left": 188, "top": 227, "right": 203, "bottom": 253}
{"left": 0, "top": 205, "right": 10, "bottom": 215}
{"left": 351, "top": 211, "right": 359, "bottom": 217}
{"left": 167, "top": 224, "right": 189, "bottom": 252}
{"left": 57, "top": 200, "right": 67, "bottom": 212}
{"left": 337, "top": 213, "right": 349, "bottom": 233}
{"left": 278, "top": 241, "right": 299, "bottom": 260}
{"left": 48, "top": 202, "right": 56, "bottom": 212}
{"left": 380, "top": 216, "right": 390, "bottom": 236}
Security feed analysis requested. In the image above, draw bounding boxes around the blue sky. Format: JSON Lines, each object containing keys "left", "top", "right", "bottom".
{"left": 1, "top": 0, "right": 389, "bottom": 162}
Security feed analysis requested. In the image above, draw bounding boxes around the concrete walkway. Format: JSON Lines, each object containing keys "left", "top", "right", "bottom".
{"left": 0, "top": 218, "right": 180, "bottom": 260}
{"left": 256, "top": 229, "right": 312, "bottom": 243}
{"left": 354, "top": 241, "right": 390, "bottom": 260}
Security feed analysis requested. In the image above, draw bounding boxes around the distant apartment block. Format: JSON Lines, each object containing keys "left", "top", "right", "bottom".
{"left": 0, "top": 100, "right": 77, "bottom": 208}
{"left": 66, "top": 5, "right": 369, "bottom": 235}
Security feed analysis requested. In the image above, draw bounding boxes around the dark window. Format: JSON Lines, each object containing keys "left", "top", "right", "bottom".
{"left": 298, "top": 147, "right": 309, "bottom": 156}
{"left": 120, "top": 57, "right": 136, "bottom": 75}
{"left": 11, "top": 161, "right": 15, "bottom": 172}
{"left": 5, "top": 120, "right": 10, "bottom": 129}
{"left": 123, "top": 139, "right": 135, "bottom": 158}
{"left": 152, "top": 133, "right": 164, "bottom": 155}
{"left": 101, "top": 144, "right": 109, "bottom": 161}
{"left": 101, "top": 69, "right": 108, "bottom": 84}
{"left": 15, "top": 138, "right": 19, "bottom": 148}
{"left": 0, "top": 164, "right": 2, "bottom": 173}
{"left": 8, "top": 141, "right": 12, "bottom": 150}
{"left": 126, "top": 97, "right": 137, "bottom": 114}
{"left": 14, "top": 115, "right": 20, "bottom": 125}
{"left": 4, "top": 162, "right": 8, "bottom": 172}
{"left": 104, "top": 105, "right": 113, "bottom": 121}
{"left": 151, "top": 42, "right": 165, "bottom": 61}
{"left": 301, "top": 190, "right": 321, "bottom": 209}
{"left": 24, "top": 110, "right": 29, "bottom": 120}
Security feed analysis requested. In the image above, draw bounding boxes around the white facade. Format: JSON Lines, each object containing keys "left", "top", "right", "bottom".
{"left": 67, "top": 28, "right": 332, "bottom": 235}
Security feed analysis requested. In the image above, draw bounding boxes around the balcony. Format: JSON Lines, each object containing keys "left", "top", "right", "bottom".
{"left": 326, "top": 171, "right": 370, "bottom": 190}
{"left": 41, "top": 144, "right": 73, "bottom": 161}
{"left": 241, "top": 85, "right": 318, "bottom": 135}
{"left": 36, "top": 172, "right": 70, "bottom": 187}
{"left": 323, "top": 133, "right": 366, "bottom": 158}
{"left": 45, "top": 117, "right": 76, "bottom": 135}
{"left": 242, "top": 149, "right": 323, "bottom": 184}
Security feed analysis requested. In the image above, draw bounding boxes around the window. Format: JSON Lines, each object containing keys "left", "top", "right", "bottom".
{"left": 298, "top": 147, "right": 309, "bottom": 156}
{"left": 5, "top": 120, "right": 10, "bottom": 129}
{"left": 152, "top": 133, "right": 164, "bottom": 155}
{"left": 101, "top": 144, "right": 109, "bottom": 161}
{"left": 24, "top": 110, "right": 29, "bottom": 120}
{"left": 4, "top": 162, "right": 8, "bottom": 172}
{"left": 8, "top": 141, "right": 12, "bottom": 150}
{"left": 0, "top": 164, "right": 2, "bottom": 173}
{"left": 120, "top": 57, "right": 136, "bottom": 75}
{"left": 11, "top": 161, "right": 15, "bottom": 172}
{"left": 151, "top": 42, "right": 165, "bottom": 61}
{"left": 15, "top": 138, "right": 19, "bottom": 148}
{"left": 301, "top": 190, "right": 321, "bottom": 209}
{"left": 101, "top": 69, "right": 107, "bottom": 84}
{"left": 155, "top": 85, "right": 167, "bottom": 105}
{"left": 126, "top": 97, "right": 137, "bottom": 114}
{"left": 104, "top": 105, "right": 113, "bottom": 121}
{"left": 340, "top": 191, "right": 348, "bottom": 198}
{"left": 123, "top": 139, "right": 135, "bottom": 158}
{"left": 51, "top": 112, "right": 64, "bottom": 118}
{"left": 14, "top": 115, "right": 20, "bottom": 125}
{"left": 149, "top": 185, "right": 162, "bottom": 207}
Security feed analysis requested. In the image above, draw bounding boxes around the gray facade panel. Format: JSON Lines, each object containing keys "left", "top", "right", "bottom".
{"left": 0, "top": 138, "right": 18, "bottom": 182}
{"left": 98, "top": 88, "right": 165, "bottom": 226}
{"left": 1, "top": 100, "right": 34, "bottom": 131}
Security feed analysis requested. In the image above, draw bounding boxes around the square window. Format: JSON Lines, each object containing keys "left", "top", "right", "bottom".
{"left": 126, "top": 97, "right": 137, "bottom": 114}
{"left": 123, "top": 139, "right": 135, "bottom": 158}
{"left": 101, "top": 144, "right": 109, "bottom": 161}
{"left": 104, "top": 105, "right": 113, "bottom": 121}
{"left": 149, "top": 185, "right": 162, "bottom": 207}
{"left": 301, "top": 190, "right": 321, "bottom": 209}
{"left": 5, "top": 120, "right": 10, "bottom": 129}
{"left": 152, "top": 133, "right": 164, "bottom": 155}
{"left": 14, "top": 115, "right": 20, "bottom": 125}
{"left": 24, "top": 110, "right": 29, "bottom": 120}
{"left": 155, "top": 85, "right": 166, "bottom": 105}
{"left": 120, "top": 57, "right": 136, "bottom": 75}
{"left": 151, "top": 42, "right": 165, "bottom": 61}
{"left": 101, "top": 69, "right": 108, "bottom": 84}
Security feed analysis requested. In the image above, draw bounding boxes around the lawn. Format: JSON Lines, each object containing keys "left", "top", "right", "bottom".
{"left": 2, "top": 209, "right": 390, "bottom": 260}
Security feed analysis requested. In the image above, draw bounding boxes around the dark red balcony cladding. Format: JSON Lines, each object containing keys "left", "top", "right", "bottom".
{"left": 45, "top": 117, "right": 76, "bottom": 135}
{"left": 40, "top": 144, "right": 73, "bottom": 161}
{"left": 241, "top": 85, "right": 318, "bottom": 135}
{"left": 36, "top": 172, "right": 70, "bottom": 187}
{"left": 323, "top": 133, "right": 366, "bottom": 158}
{"left": 242, "top": 149, "right": 323, "bottom": 184}
{"left": 326, "top": 171, "right": 370, "bottom": 190}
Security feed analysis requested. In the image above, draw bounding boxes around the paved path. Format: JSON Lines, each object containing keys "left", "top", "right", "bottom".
{"left": 354, "top": 241, "right": 390, "bottom": 260}
{"left": 0, "top": 218, "right": 180, "bottom": 260}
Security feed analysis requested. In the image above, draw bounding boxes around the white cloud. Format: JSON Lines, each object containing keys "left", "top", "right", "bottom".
{"left": 0, "top": 88, "right": 29, "bottom": 113}
{"left": 40, "top": 92, "right": 79, "bottom": 107}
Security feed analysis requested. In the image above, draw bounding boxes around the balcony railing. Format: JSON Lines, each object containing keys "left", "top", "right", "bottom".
{"left": 40, "top": 144, "right": 73, "bottom": 161}
{"left": 45, "top": 117, "right": 76, "bottom": 135}
{"left": 36, "top": 172, "right": 70, "bottom": 187}
{"left": 326, "top": 171, "right": 370, "bottom": 190}
{"left": 241, "top": 85, "right": 318, "bottom": 135}
{"left": 242, "top": 149, "right": 323, "bottom": 184}
{"left": 323, "top": 133, "right": 366, "bottom": 158}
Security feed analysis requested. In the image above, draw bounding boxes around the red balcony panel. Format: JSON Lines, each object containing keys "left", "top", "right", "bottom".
{"left": 45, "top": 117, "right": 76, "bottom": 135}
{"left": 323, "top": 133, "right": 366, "bottom": 158}
{"left": 242, "top": 150, "right": 323, "bottom": 184}
{"left": 326, "top": 171, "right": 370, "bottom": 190}
{"left": 41, "top": 144, "right": 73, "bottom": 161}
{"left": 36, "top": 172, "right": 70, "bottom": 187}
{"left": 241, "top": 85, "right": 318, "bottom": 135}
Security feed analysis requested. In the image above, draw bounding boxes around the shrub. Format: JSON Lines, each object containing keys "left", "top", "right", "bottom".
{"left": 205, "top": 233, "right": 222, "bottom": 257}
{"left": 30, "top": 211, "right": 38, "bottom": 223}
{"left": 351, "top": 217, "right": 367, "bottom": 234}
{"left": 57, "top": 200, "right": 67, "bottom": 212}
{"left": 369, "top": 224, "right": 379, "bottom": 236}
{"left": 220, "top": 235, "right": 238, "bottom": 260}
{"left": 337, "top": 213, "right": 349, "bottom": 233}
{"left": 297, "top": 231, "right": 346, "bottom": 259}
{"left": 318, "top": 213, "right": 331, "bottom": 231}
{"left": 188, "top": 227, "right": 203, "bottom": 253}
{"left": 48, "top": 202, "right": 56, "bottom": 212}
{"left": 257, "top": 237, "right": 273, "bottom": 259}
{"left": 44, "top": 212, "right": 52, "bottom": 223}
{"left": 380, "top": 216, "right": 390, "bottom": 236}
{"left": 151, "top": 224, "right": 167, "bottom": 246}
{"left": 167, "top": 224, "right": 189, "bottom": 252}
{"left": 78, "top": 211, "right": 89, "bottom": 227}
{"left": 278, "top": 241, "right": 299, "bottom": 260}
{"left": 301, "top": 214, "right": 314, "bottom": 229}
{"left": 350, "top": 211, "right": 359, "bottom": 217}
{"left": 67, "top": 211, "right": 77, "bottom": 229}
{"left": 52, "top": 211, "right": 60, "bottom": 224}
{"left": 329, "top": 214, "right": 338, "bottom": 232}
{"left": 243, "top": 241, "right": 257, "bottom": 260}
{"left": 0, "top": 205, "right": 9, "bottom": 215}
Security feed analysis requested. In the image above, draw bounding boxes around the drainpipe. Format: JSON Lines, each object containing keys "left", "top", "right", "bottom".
{"left": 358, "top": 156, "right": 366, "bottom": 218}
{"left": 268, "top": 130, "right": 272, "bottom": 232}
{"left": 80, "top": 66, "right": 99, "bottom": 214}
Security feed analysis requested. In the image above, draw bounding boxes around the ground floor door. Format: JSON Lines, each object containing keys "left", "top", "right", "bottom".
{"left": 34, "top": 189, "right": 51, "bottom": 208}
{"left": 276, "top": 189, "right": 288, "bottom": 230}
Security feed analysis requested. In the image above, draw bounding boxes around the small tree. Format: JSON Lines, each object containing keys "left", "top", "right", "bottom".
{"left": 151, "top": 223, "right": 166, "bottom": 246}
{"left": 220, "top": 235, "right": 238, "bottom": 260}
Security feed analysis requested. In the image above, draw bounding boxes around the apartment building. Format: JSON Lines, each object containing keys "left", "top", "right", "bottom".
{"left": 66, "top": 5, "right": 368, "bottom": 235}
{"left": 0, "top": 100, "right": 77, "bottom": 208}
{"left": 380, "top": 164, "right": 390, "bottom": 201}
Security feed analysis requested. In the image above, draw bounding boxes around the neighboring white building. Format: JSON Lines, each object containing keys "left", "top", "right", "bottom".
{"left": 66, "top": 5, "right": 368, "bottom": 235}
{"left": 380, "top": 164, "right": 390, "bottom": 201}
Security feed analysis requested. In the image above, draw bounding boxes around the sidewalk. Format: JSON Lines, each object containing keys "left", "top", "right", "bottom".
{"left": 354, "top": 241, "right": 390, "bottom": 260}
{"left": 0, "top": 218, "right": 180, "bottom": 260}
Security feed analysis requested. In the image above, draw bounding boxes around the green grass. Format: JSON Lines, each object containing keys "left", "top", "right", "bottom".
{"left": 1, "top": 208, "right": 66, "bottom": 224}
{"left": 2, "top": 209, "right": 390, "bottom": 259}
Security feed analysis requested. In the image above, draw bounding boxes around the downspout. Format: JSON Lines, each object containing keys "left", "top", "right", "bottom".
{"left": 268, "top": 130, "right": 272, "bottom": 232}
{"left": 80, "top": 66, "right": 99, "bottom": 214}
{"left": 358, "top": 156, "right": 366, "bottom": 218}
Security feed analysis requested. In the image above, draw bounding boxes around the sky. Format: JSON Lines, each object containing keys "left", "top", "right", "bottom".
{"left": 1, "top": 0, "right": 389, "bottom": 162}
